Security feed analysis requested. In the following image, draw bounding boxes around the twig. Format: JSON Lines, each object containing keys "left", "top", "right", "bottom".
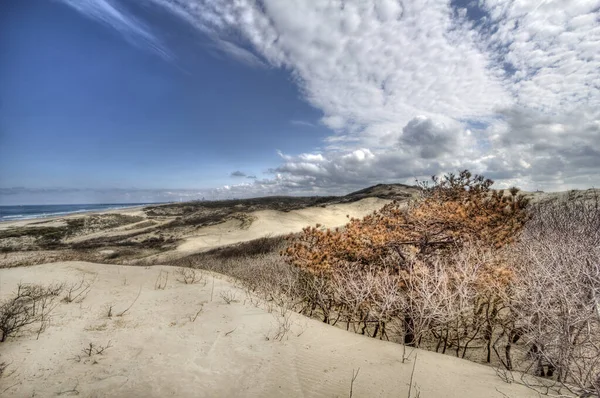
{"left": 225, "top": 327, "right": 237, "bottom": 336}
{"left": 408, "top": 353, "right": 418, "bottom": 398}
{"left": 349, "top": 367, "right": 360, "bottom": 398}
{"left": 154, "top": 270, "right": 168, "bottom": 290}
{"left": 56, "top": 382, "right": 79, "bottom": 396}
{"left": 211, "top": 277, "right": 215, "bottom": 302}
{"left": 190, "top": 306, "right": 203, "bottom": 322}
{"left": 117, "top": 286, "right": 142, "bottom": 317}
{"left": 2, "top": 381, "right": 21, "bottom": 394}
{"left": 494, "top": 387, "right": 513, "bottom": 398}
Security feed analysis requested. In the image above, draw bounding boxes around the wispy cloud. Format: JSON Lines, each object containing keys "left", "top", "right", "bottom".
{"left": 213, "top": 38, "right": 268, "bottom": 68}
{"left": 290, "top": 120, "right": 317, "bottom": 128}
{"left": 57, "top": 0, "right": 173, "bottom": 61}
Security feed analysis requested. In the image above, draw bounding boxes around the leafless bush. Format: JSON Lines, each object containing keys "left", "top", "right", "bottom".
{"left": 72, "top": 341, "right": 113, "bottom": 363}
{"left": 0, "top": 282, "right": 63, "bottom": 342}
{"left": 267, "top": 304, "right": 294, "bottom": 341}
{"left": 329, "top": 262, "right": 402, "bottom": 338}
{"left": 502, "top": 193, "right": 600, "bottom": 396}
{"left": 220, "top": 290, "right": 238, "bottom": 304}
{"left": 82, "top": 341, "right": 112, "bottom": 357}
{"left": 175, "top": 267, "right": 205, "bottom": 285}
{"left": 62, "top": 278, "right": 93, "bottom": 303}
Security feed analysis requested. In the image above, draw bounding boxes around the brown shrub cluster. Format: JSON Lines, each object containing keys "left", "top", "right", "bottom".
{"left": 284, "top": 170, "right": 528, "bottom": 276}
{"left": 281, "top": 171, "right": 527, "bottom": 348}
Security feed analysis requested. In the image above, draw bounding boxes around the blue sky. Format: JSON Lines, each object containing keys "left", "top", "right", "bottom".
{"left": 1, "top": 0, "right": 599, "bottom": 204}
{"left": 0, "top": 0, "right": 326, "bottom": 203}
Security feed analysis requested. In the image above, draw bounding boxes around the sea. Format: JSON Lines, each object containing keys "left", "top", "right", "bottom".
{"left": 0, "top": 203, "right": 157, "bottom": 222}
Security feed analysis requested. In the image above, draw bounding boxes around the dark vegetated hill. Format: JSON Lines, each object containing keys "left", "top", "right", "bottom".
{"left": 345, "top": 183, "right": 420, "bottom": 200}
{"left": 146, "top": 183, "right": 419, "bottom": 220}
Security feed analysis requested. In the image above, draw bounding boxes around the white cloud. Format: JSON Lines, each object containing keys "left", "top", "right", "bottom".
{"left": 475, "top": 107, "right": 600, "bottom": 187}
{"left": 57, "top": 0, "right": 600, "bottom": 193}
{"left": 290, "top": 120, "right": 317, "bottom": 128}
{"left": 481, "top": 0, "right": 600, "bottom": 112}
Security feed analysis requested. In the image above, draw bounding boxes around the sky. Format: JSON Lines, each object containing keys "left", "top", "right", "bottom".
{"left": 0, "top": 0, "right": 599, "bottom": 204}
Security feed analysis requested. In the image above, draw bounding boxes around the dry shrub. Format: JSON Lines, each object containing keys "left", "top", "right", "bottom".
{"left": 283, "top": 170, "right": 527, "bottom": 346}
{"left": 62, "top": 278, "right": 93, "bottom": 303}
{"left": 219, "top": 290, "right": 238, "bottom": 304}
{"left": 203, "top": 235, "right": 286, "bottom": 259}
{"left": 173, "top": 237, "right": 299, "bottom": 308}
{"left": 284, "top": 170, "right": 527, "bottom": 276}
{"left": 175, "top": 267, "right": 205, "bottom": 285}
{"left": 282, "top": 185, "right": 598, "bottom": 395}
{"left": 0, "top": 282, "right": 63, "bottom": 342}
{"left": 82, "top": 341, "right": 112, "bottom": 357}
{"left": 503, "top": 192, "right": 600, "bottom": 396}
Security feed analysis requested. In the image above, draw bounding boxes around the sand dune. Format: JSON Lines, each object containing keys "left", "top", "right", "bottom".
{"left": 0, "top": 261, "right": 539, "bottom": 397}
{"left": 176, "top": 197, "right": 390, "bottom": 253}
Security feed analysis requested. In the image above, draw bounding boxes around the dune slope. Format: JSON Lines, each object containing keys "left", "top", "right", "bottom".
{"left": 175, "top": 197, "right": 390, "bottom": 254}
{"left": 0, "top": 262, "right": 539, "bottom": 397}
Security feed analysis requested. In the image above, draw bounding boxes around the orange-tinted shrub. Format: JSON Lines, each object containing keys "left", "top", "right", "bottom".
{"left": 284, "top": 170, "right": 529, "bottom": 276}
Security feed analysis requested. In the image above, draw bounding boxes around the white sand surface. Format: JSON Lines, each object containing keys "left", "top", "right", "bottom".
{"left": 0, "top": 261, "right": 539, "bottom": 397}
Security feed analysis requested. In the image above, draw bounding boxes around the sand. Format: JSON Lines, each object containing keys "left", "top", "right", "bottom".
{"left": 0, "top": 261, "right": 540, "bottom": 397}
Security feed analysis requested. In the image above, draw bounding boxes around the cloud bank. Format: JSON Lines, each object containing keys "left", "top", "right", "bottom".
{"left": 57, "top": 0, "right": 600, "bottom": 194}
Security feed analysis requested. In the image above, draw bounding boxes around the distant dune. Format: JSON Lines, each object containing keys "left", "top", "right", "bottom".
{"left": 0, "top": 184, "right": 418, "bottom": 267}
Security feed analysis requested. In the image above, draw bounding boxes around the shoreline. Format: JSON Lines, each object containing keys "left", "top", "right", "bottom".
{"left": 0, "top": 203, "right": 156, "bottom": 221}
{"left": 0, "top": 204, "right": 156, "bottom": 230}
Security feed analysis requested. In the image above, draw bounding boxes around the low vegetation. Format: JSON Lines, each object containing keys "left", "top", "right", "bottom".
{"left": 0, "top": 282, "right": 64, "bottom": 342}
{"left": 0, "top": 187, "right": 414, "bottom": 267}
{"left": 0, "top": 214, "right": 144, "bottom": 253}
